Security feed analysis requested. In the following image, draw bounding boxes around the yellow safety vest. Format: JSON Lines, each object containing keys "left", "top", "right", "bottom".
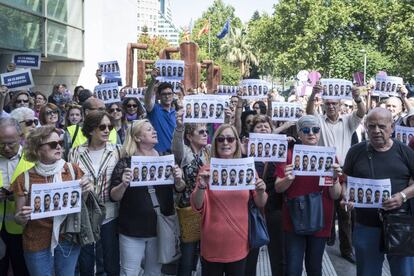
{"left": 67, "top": 125, "right": 118, "bottom": 148}
{"left": 0, "top": 154, "right": 34, "bottom": 234}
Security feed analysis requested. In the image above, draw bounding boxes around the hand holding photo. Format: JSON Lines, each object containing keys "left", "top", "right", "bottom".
{"left": 248, "top": 133, "right": 288, "bottom": 162}
{"left": 183, "top": 94, "right": 230, "bottom": 123}
{"left": 320, "top": 79, "right": 353, "bottom": 100}
{"left": 291, "top": 145, "right": 336, "bottom": 177}
{"left": 239, "top": 79, "right": 269, "bottom": 100}
{"left": 130, "top": 155, "right": 175, "bottom": 187}
{"left": 94, "top": 82, "right": 121, "bottom": 104}
{"left": 271, "top": 102, "right": 304, "bottom": 122}
{"left": 346, "top": 177, "right": 391, "bottom": 208}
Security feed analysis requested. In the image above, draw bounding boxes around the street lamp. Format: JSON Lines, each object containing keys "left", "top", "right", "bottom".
{"left": 360, "top": 49, "right": 367, "bottom": 85}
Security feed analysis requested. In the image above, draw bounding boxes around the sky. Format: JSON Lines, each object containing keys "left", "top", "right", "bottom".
{"left": 171, "top": 0, "right": 277, "bottom": 29}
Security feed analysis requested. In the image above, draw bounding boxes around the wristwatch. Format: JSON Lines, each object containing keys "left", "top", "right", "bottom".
{"left": 400, "top": 191, "right": 407, "bottom": 203}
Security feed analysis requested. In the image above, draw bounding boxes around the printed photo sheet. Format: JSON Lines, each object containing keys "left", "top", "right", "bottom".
{"left": 395, "top": 125, "right": 414, "bottom": 145}
{"left": 130, "top": 155, "right": 175, "bottom": 187}
{"left": 271, "top": 102, "right": 304, "bottom": 122}
{"left": 98, "top": 60, "right": 122, "bottom": 86}
{"left": 209, "top": 157, "right": 256, "bottom": 191}
{"left": 157, "top": 77, "right": 182, "bottom": 92}
{"left": 183, "top": 94, "right": 230, "bottom": 123}
{"left": 217, "top": 85, "right": 239, "bottom": 95}
{"left": 94, "top": 82, "right": 121, "bottom": 104}
{"left": 291, "top": 145, "right": 336, "bottom": 177}
{"left": 374, "top": 75, "right": 403, "bottom": 97}
{"left": 320, "top": 78, "right": 353, "bottom": 100}
{"left": 248, "top": 133, "right": 288, "bottom": 162}
{"left": 155, "top": 59, "right": 185, "bottom": 80}
{"left": 124, "top": 87, "right": 147, "bottom": 99}
{"left": 239, "top": 79, "right": 269, "bottom": 100}
{"left": 346, "top": 176, "right": 391, "bottom": 208}
{"left": 30, "top": 180, "right": 81, "bottom": 220}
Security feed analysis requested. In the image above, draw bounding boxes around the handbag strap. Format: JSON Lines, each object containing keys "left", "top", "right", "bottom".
{"left": 366, "top": 142, "right": 375, "bottom": 178}
{"left": 147, "top": 185, "right": 161, "bottom": 215}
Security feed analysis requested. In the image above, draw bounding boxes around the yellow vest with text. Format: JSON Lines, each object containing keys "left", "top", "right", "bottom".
{"left": 67, "top": 125, "right": 117, "bottom": 148}
{"left": 0, "top": 154, "right": 34, "bottom": 234}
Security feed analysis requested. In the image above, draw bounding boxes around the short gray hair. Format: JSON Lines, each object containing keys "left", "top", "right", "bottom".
{"left": 296, "top": 115, "right": 320, "bottom": 132}
{"left": 0, "top": 117, "right": 22, "bottom": 135}
{"left": 10, "top": 107, "right": 35, "bottom": 124}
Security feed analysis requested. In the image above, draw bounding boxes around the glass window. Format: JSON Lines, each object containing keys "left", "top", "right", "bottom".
{"left": 47, "top": 0, "right": 82, "bottom": 28}
{"left": 0, "top": 4, "right": 42, "bottom": 52}
{"left": 47, "top": 21, "right": 82, "bottom": 60}
{"left": 0, "top": 0, "right": 42, "bottom": 14}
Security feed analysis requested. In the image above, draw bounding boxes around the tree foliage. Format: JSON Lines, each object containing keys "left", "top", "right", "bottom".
{"left": 137, "top": 34, "right": 170, "bottom": 61}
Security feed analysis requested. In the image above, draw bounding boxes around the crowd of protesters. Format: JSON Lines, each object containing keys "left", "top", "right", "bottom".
{"left": 0, "top": 62, "right": 414, "bottom": 276}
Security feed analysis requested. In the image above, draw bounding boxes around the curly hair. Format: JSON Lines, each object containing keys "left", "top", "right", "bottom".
{"left": 24, "top": 125, "right": 61, "bottom": 162}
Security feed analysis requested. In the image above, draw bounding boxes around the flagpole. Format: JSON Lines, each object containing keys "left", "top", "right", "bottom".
{"left": 208, "top": 17, "right": 211, "bottom": 58}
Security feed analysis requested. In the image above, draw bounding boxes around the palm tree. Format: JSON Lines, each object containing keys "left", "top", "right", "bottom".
{"left": 220, "top": 26, "right": 258, "bottom": 78}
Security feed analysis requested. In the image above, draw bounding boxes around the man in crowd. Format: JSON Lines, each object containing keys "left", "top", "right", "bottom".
{"left": 343, "top": 107, "right": 414, "bottom": 275}
{"left": 307, "top": 83, "right": 366, "bottom": 263}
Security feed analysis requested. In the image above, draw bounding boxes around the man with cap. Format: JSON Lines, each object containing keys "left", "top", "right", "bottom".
{"left": 307, "top": 83, "right": 365, "bottom": 263}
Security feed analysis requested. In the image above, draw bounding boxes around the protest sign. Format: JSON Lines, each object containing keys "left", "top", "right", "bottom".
{"left": 217, "top": 85, "right": 239, "bottom": 95}
{"left": 12, "top": 52, "right": 41, "bottom": 70}
{"left": 130, "top": 155, "right": 175, "bottom": 187}
{"left": 98, "top": 60, "right": 122, "bottom": 86}
{"left": 373, "top": 75, "right": 403, "bottom": 97}
{"left": 248, "top": 133, "right": 288, "bottom": 162}
{"left": 155, "top": 59, "right": 185, "bottom": 80}
{"left": 395, "top": 125, "right": 414, "bottom": 145}
{"left": 209, "top": 157, "right": 256, "bottom": 191}
{"left": 0, "top": 69, "right": 34, "bottom": 91}
{"left": 346, "top": 176, "right": 391, "bottom": 208}
{"left": 94, "top": 82, "right": 121, "bottom": 104}
{"left": 239, "top": 79, "right": 269, "bottom": 99}
{"left": 124, "top": 87, "right": 146, "bottom": 99}
{"left": 291, "top": 145, "right": 336, "bottom": 177}
{"left": 183, "top": 94, "right": 230, "bottom": 123}
{"left": 157, "top": 77, "right": 182, "bottom": 92}
{"left": 271, "top": 102, "right": 304, "bottom": 121}
{"left": 320, "top": 78, "right": 353, "bottom": 100}
{"left": 30, "top": 180, "right": 81, "bottom": 220}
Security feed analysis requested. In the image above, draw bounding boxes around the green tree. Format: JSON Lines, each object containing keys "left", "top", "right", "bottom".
{"left": 137, "top": 34, "right": 170, "bottom": 61}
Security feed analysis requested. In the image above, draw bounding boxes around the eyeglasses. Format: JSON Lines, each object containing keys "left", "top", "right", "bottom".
{"left": 215, "top": 136, "right": 237, "bottom": 143}
{"left": 46, "top": 110, "right": 58, "bottom": 116}
{"left": 325, "top": 102, "right": 338, "bottom": 107}
{"left": 301, "top": 127, "right": 321, "bottom": 135}
{"left": 127, "top": 104, "right": 138, "bottom": 108}
{"left": 40, "top": 140, "right": 64, "bottom": 149}
{"left": 160, "top": 92, "right": 174, "bottom": 97}
{"left": 109, "top": 108, "right": 122, "bottom": 113}
{"left": 344, "top": 104, "right": 353, "bottom": 108}
{"left": 197, "top": 129, "right": 209, "bottom": 136}
{"left": 16, "top": 99, "right": 29, "bottom": 104}
{"left": 98, "top": 124, "right": 114, "bottom": 131}
{"left": 19, "top": 119, "right": 39, "bottom": 127}
{"left": 0, "top": 141, "right": 19, "bottom": 149}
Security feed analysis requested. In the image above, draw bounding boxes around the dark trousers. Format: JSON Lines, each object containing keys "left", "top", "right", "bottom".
{"left": 0, "top": 228, "right": 29, "bottom": 276}
{"left": 266, "top": 209, "right": 285, "bottom": 276}
{"left": 245, "top": 247, "right": 260, "bottom": 276}
{"left": 201, "top": 257, "right": 246, "bottom": 276}
{"left": 330, "top": 199, "right": 353, "bottom": 255}
{"left": 78, "top": 219, "right": 120, "bottom": 276}
{"left": 177, "top": 241, "right": 199, "bottom": 276}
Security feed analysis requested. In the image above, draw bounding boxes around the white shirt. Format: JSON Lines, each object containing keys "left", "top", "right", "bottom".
{"left": 0, "top": 146, "right": 22, "bottom": 190}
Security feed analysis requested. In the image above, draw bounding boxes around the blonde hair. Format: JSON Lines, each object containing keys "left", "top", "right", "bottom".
{"left": 211, "top": 124, "right": 242, "bottom": 159}
{"left": 122, "top": 119, "right": 151, "bottom": 157}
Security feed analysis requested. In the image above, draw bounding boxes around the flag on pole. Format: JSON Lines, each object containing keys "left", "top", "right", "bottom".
{"left": 197, "top": 20, "right": 209, "bottom": 38}
{"left": 217, "top": 19, "right": 230, "bottom": 39}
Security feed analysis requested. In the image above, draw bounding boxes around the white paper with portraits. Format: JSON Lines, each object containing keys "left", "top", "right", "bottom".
{"left": 209, "top": 157, "right": 256, "bottom": 191}
{"left": 30, "top": 180, "right": 81, "bottom": 220}
{"left": 157, "top": 77, "right": 182, "bottom": 92}
{"left": 346, "top": 176, "right": 391, "bottom": 208}
{"left": 124, "top": 87, "right": 147, "bottom": 99}
{"left": 271, "top": 102, "right": 304, "bottom": 122}
{"left": 247, "top": 133, "right": 288, "bottom": 162}
{"left": 395, "top": 125, "right": 414, "bottom": 145}
{"left": 94, "top": 82, "right": 121, "bottom": 104}
{"left": 373, "top": 75, "right": 403, "bottom": 97}
{"left": 217, "top": 85, "right": 239, "bottom": 96}
{"left": 98, "top": 60, "right": 122, "bottom": 86}
{"left": 130, "top": 155, "right": 175, "bottom": 187}
{"left": 155, "top": 59, "right": 185, "bottom": 80}
{"left": 182, "top": 94, "right": 230, "bottom": 124}
{"left": 291, "top": 145, "right": 336, "bottom": 177}
{"left": 239, "top": 79, "right": 269, "bottom": 100}
{"left": 320, "top": 78, "right": 353, "bottom": 100}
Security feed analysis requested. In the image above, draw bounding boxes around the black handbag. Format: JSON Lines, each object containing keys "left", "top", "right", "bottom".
{"left": 287, "top": 191, "right": 324, "bottom": 235}
{"left": 248, "top": 193, "right": 270, "bottom": 249}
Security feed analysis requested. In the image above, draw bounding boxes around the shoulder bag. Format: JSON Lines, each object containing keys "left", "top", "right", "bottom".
{"left": 248, "top": 191, "right": 270, "bottom": 248}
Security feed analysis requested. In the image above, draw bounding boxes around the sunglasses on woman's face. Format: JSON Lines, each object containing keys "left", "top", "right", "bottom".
{"left": 197, "top": 129, "right": 209, "bottom": 136}
{"left": 20, "top": 119, "right": 39, "bottom": 127}
{"left": 215, "top": 136, "right": 237, "bottom": 143}
{"left": 17, "top": 99, "right": 29, "bottom": 104}
{"left": 109, "top": 108, "right": 122, "bottom": 113}
{"left": 300, "top": 127, "right": 321, "bottom": 135}
{"left": 127, "top": 104, "right": 138, "bottom": 108}
{"left": 40, "top": 140, "right": 64, "bottom": 149}
{"left": 98, "top": 124, "right": 114, "bottom": 131}
{"left": 46, "top": 110, "right": 58, "bottom": 116}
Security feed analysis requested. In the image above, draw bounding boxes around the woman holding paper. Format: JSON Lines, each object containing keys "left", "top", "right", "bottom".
{"left": 12, "top": 125, "right": 93, "bottom": 276}
{"left": 172, "top": 109, "right": 211, "bottom": 276}
{"left": 274, "top": 115, "right": 342, "bottom": 276}
{"left": 109, "top": 119, "right": 185, "bottom": 276}
{"left": 192, "top": 124, "right": 267, "bottom": 275}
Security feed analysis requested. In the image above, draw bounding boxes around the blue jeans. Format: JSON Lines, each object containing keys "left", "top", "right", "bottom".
{"left": 24, "top": 240, "right": 80, "bottom": 276}
{"left": 285, "top": 231, "right": 327, "bottom": 276}
{"left": 353, "top": 223, "right": 414, "bottom": 276}
{"left": 78, "top": 219, "right": 120, "bottom": 276}
{"left": 177, "top": 241, "right": 199, "bottom": 276}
